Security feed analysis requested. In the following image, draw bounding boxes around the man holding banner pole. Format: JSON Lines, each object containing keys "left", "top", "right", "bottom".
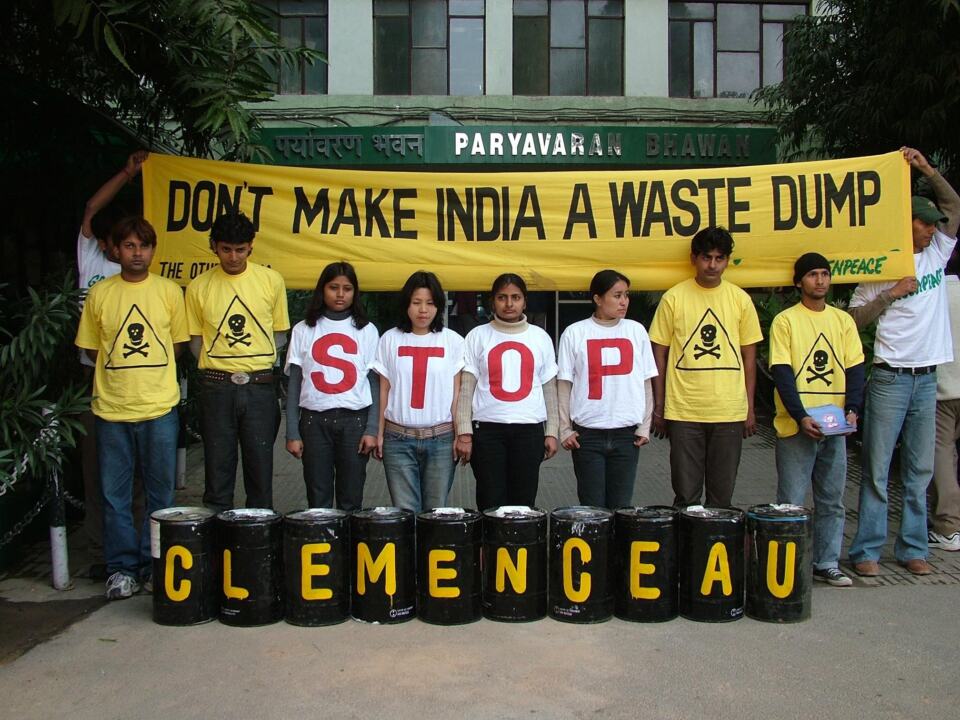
{"left": 847, "top": 147, "right": 960, "bottom": 577}
{"left": 185, "top": 211, "right": 290, "bottom": 512}
{"left": 649, "top": 227, "right": 763, "bottom": 508}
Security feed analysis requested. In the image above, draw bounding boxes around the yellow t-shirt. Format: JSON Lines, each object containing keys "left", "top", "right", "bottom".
{"left": 769, "top": 302, "right": 864, "bottom": 438}
{"left": 75, "top": 274, "right": 189, "bottom": 422}
{"left": 185, "top": 263, "right": 290, "bottom": 372}
{"left": 649, "top": 278, "right": 763, "bottom": 422}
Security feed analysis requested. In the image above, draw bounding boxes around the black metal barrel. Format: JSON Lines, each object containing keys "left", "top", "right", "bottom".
{"left": 481, "top": 506, "right": 548, "bottom": 622}
{"left": 350, "top": 507, "right": 416, "bottom": 624}
{"left": 150, "top": 507, "right": 217, "bottom": 626}
{"left": 746, "top": 504, "right": 812, "bottom": 623}
{"left": 614, "top": 506, "right": 679, "bottom": 622}
{"left": 548, "top": 506, "right": 615, "bottom": 623}
{"left": 283, "top": 508, "right": 350, "bottom": 626}
{"left": 416, "top": 508, "right": 482, "bottom": 625}
{"left": 679, "top": 507, "right": 745, "bottom": 622}
{"left": 215, "top": 509, "right": 283, "bottom": 626}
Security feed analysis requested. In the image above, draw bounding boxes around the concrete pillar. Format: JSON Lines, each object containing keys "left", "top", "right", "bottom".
{"left": 486, "top": 0, "right": 513, "bottom": 95}
{"left": 624, "top": 0, "right": 668, "bottom": 98}
{"left": 328, "top": 0, "right": 373, "bottom": 95}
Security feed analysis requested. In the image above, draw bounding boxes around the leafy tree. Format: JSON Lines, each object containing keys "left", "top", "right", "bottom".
{"left": 0, "top": 276, "right": 89, "bottom": 495}
{"left": 2, "top": 0, "right": 322, "bottom": 160}
{"left": 755, "top": 0, "right": 960, "bottom": 182}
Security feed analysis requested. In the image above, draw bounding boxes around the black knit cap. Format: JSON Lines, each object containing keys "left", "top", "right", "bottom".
{"left": 793, "top": 252, "right": 831, "bottom": 285}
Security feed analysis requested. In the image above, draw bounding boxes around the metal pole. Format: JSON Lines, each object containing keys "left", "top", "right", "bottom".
{"left": 176, "top": 376, "right": 187, "bottom": 490}
{"left": 48, "top": 468, "right": 72, "bottom": 590}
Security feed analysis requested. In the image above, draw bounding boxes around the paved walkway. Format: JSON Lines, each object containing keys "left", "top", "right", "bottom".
{"left": 1, "top": 421, "right": 959, "bottom": 719}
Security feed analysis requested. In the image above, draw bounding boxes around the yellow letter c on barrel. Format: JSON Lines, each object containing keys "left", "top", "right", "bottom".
{"left": 562, "top": 537, "right": 592, "bottom": 602}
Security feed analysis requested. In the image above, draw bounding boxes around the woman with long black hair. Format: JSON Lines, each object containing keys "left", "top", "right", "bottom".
{"left": 373, "top": 271, "right": 464, "bottom": 512}
{"left": 455, "top": 273, "right": 559, "bottom": 510}
{"left": 284, "top": 261, "right": 379, "bottom": 510}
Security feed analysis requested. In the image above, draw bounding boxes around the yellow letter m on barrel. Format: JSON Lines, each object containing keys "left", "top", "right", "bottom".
{"left": 356, "top": 542, "right": 396, "bottom": 596}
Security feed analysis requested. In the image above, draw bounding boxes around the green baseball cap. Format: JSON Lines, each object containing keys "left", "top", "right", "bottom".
{"left": 912, "top": 195, "right": 947, "bottom": 224}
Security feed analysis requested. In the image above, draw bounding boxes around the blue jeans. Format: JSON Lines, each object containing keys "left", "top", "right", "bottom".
{"left": 300, "top": 407, "right": 370, "bottom": 511}
{"left": 200, "top": 379, "right": 280, "bottom": 511}
{"left": 572, "top": 425, "right": 639, "bottom": 509}
{"left": 776, "top": 432, "right": 847, "bottom": 570}
{"left": 849, "top": 367, "right": 936, "bottom": 563}
{"left": 382, "top": 430, "right": 455, "bottom": 513}
{"left": 96, "top": 409, "right": 178, "bottom": 579}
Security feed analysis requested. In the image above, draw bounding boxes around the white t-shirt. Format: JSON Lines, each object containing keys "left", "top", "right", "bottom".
{"left": 285, "top": 317, "right": 379, "bottom": 412}
{"left": 463, "top": 323, "right": 558, "bottom": 424}
{"left": 77, "top": 230, "right": 120, "bottom": 367}
{"left": 372, "top": 327, "right": 464, "bottom": 428}
{"left": 558, "top": 317, "right": 658, "bottom": 429}
{"left": 849, "top": 229, "right": 957, "bottom": 367}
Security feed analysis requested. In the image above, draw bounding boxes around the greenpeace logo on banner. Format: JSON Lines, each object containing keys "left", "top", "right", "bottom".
{"left": 141, "top": 151, "right": 916, "bottom": 291}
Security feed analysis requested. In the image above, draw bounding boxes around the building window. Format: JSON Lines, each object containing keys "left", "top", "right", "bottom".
{"left": 374, "top": 0, "right": 485, "bottom": 96}
{"left": 668, "top": 2, "right": 807, "bottom": 99}
{"left": 513, "top": 0, "right": 624, "bottom": 97}
{"left": 258, "top": 1, "right": 329, "bottom": 95}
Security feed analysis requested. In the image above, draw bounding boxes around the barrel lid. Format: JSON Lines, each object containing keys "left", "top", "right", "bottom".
{"left": 151, "top": 506, "right": 215, "bottom": 522}
{"left": 216, "top": 508, "right": 281, "bottom": 523}
{"left": 286, "top": 508, "right": 349, "bottom": 522}
{"left": 484, "top": 505, "right": 546, "bottom": 519}
{"left": 418, "top": 507, "right": 480, "bottom": 521}
{"left": 680, "top": 505, "right": 743, "bottom": 521}
{"left": 353, "top": 506, "right": 412, "bottom": 521}
{"left": 616, "top": 505, "right": 676, "bottom": 521}
{"left": 551, "top": 506, "right": 614, "bottom": 521}
{"left": 747, "top": 503, "right": 810, "bottom": 520}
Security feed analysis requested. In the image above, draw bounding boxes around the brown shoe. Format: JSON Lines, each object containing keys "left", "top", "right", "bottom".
{"left": 900, "top": 558, "right": 932, "bottom": 575}
{"left": 853, "top": 560, "right": 880, "bottom": 576}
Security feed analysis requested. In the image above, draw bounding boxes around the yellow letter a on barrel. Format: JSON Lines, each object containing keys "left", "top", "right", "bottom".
{"left": 563, "top": 538, "right": 592, "bottom": 602}
{"left": 356, "top": 542, "right": 396, "bottom": 596}
{"left": 700, "top": 542, "right": 732, "bottom": 596}
{"left": 765, "top": 540, "right": 796, "bottom": 599}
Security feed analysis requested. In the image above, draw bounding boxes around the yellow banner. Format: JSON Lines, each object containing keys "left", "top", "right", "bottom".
{"left": 142, "top": 151, "right": 912, "bottom": 291}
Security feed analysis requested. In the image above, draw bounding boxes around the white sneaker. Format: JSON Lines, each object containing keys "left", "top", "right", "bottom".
{"left": 813, "top": 567, "right": 853, "bottom": 587}
{"left": 105, "top": 572, "right": 140, "bottom": 600}
{"left": 928, "top": 530, "right": 960, "bottom": 551}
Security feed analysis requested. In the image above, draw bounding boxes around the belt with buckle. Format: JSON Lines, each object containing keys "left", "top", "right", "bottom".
{"left": 384, "top": 420, "right": 453, "bottom": 439}
{"left": 202, "top": 369, "right": 275, "bottom": 385}
{"left": 874, "top": 362, "right": 936, "bottom": 376}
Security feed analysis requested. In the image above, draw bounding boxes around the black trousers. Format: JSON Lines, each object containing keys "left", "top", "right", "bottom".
{"left": 668, "top": 420, "right": 743, "bottom": 507}
{"left": 471, "top": 421, "right": 545, "bottom": 511}
{"left": 200, "top": 379, "right": 280, "bottom": 512}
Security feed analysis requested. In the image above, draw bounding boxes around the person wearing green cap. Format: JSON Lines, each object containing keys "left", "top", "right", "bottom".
{"left": 847, "top": 147, "right": 960, "bottom": 577}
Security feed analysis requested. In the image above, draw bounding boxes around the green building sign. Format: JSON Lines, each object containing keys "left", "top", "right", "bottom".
{"left": 259, "top": 125, "right": 777, "bottom": 168}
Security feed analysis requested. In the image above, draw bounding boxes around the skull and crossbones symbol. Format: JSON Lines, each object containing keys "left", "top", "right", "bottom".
{"left": 122, "top": 323, "right": 149, "bottom": 358}
{"left": 806, "top": 350, "right": 834, "bottom": 386}
{"left": 694, "top": 324, "right": 721, "bottom": 360}
{"left": 226, "top": 314, "right": 252, "bottom": 347}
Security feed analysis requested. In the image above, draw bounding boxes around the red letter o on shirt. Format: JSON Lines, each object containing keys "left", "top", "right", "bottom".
{"left": 488, "top": 341, "right": 534, "bottom": 402}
